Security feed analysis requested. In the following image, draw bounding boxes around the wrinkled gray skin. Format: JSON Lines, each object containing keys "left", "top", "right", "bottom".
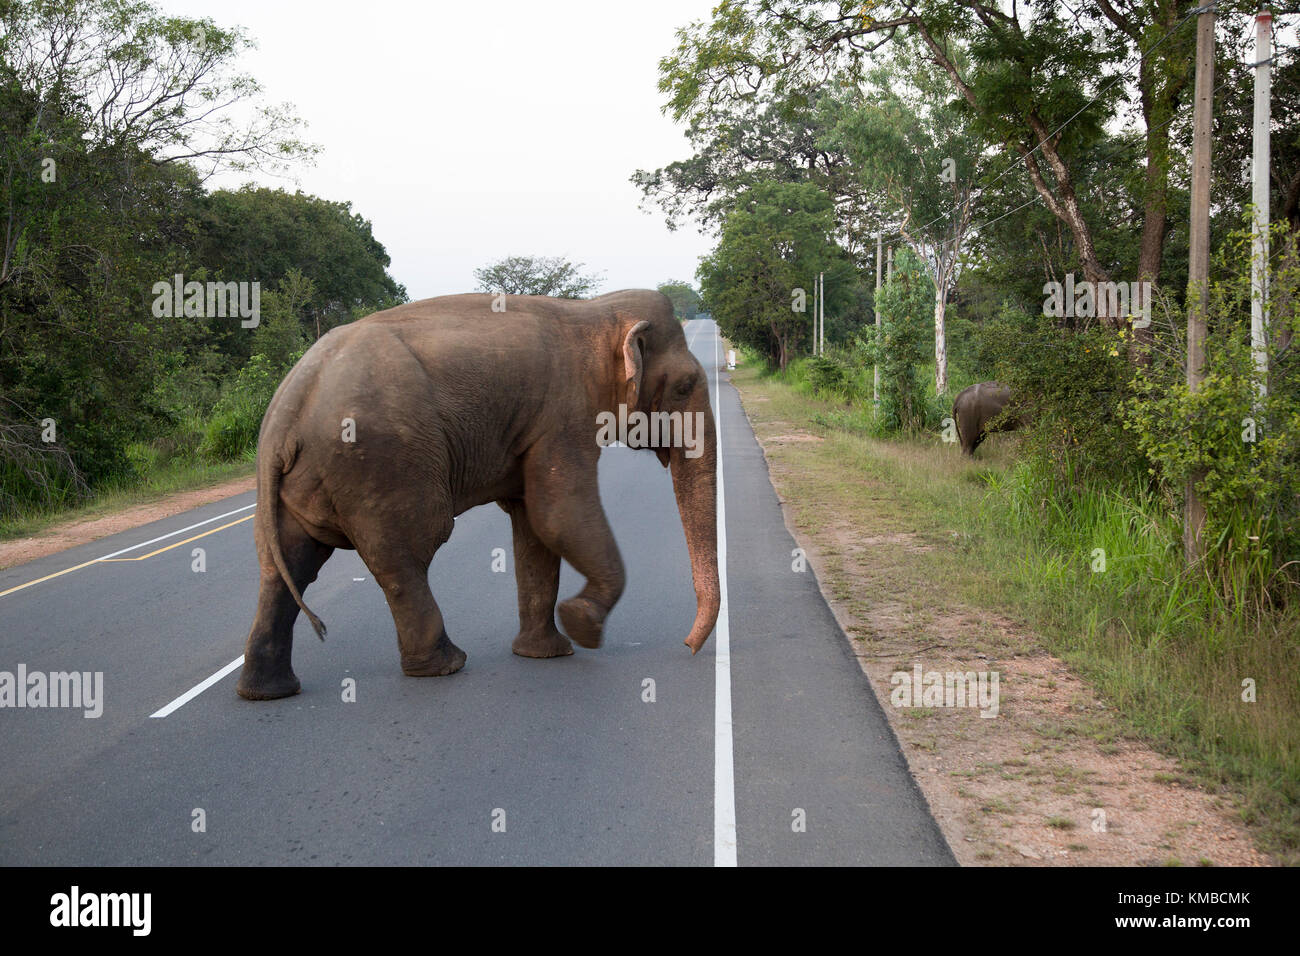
{"left": 236, "top": 290, "right": 719, "bottom": 700}
{"left": 953, "top": 382, "right": 1017, "bottom": 457}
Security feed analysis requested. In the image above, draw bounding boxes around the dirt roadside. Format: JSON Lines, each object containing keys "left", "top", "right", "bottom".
{"left": 0, "top": 475, "right": 256, "bottom": 572}
{"left": 730, "top": 375, "right": 1270, "bottom": 867}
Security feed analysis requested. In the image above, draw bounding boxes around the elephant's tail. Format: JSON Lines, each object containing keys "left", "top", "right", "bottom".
{"left": 260, "top": 447, "right": 327, "bottom": 641}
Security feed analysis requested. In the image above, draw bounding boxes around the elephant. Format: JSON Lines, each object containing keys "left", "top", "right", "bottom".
{"left": 952, "top": 381, "right": 1018, "bottom": 457}
{"left": 235, "top": 290, "right": 720, "bottom": 700}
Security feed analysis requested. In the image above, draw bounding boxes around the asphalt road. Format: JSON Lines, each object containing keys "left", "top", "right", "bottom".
{"left": 0, "top": 319, "right": 953, "bottom": 866}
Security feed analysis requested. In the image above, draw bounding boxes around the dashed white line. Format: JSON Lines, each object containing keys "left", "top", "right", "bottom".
{"left": 149, "top": 656, "right": 244, "bottom": 718}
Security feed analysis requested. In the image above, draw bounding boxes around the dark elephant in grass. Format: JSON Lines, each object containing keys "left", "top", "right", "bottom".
{"left": 236, "top": 290, "right": 719, "bottom": 700}
{"left": 952, "top": 381, "right": 1019, "bottom": 457}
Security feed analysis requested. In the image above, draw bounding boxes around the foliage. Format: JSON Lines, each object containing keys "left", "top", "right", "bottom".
{"left": 861, "top": 248, "right": 939, "bottom": 432}
{"left": 472, "top": 255, "right": 603, "bottom": 298}
{"left": 979, "top": 305, "right": 1143, "bottom": 483}
{"left": 697, "top": 180, "right": 854, "bottom": 369}
{"left": 199, "top": 354, "right": 283, "bottom": 463}
{"left": 190, "top": 188, "right": 406, "bottom": 351}
{"left": 0, "top": 0, "right": 399, "bottom": 520}
{"left": 1123, "top": 226, "right": 1300, "bottom": 601}
{"left": 656, "top": 280, "right": 702, "bottom": 320}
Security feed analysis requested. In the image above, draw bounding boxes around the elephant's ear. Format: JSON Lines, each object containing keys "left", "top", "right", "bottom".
{"left": 619, "top": 315, "right": 652, "bottom": 408}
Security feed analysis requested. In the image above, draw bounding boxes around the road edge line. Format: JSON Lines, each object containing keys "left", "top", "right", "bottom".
{"left": 712, "top": 323, "right": 738, "bottom": 867}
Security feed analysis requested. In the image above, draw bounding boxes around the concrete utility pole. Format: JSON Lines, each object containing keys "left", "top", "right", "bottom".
{"left": 811, "top": 271, "right": 817, "bottom": 355}
{"left": 819, "top": 271, "right": 825, "bottom": 355}
{"left": 1252, "top": 9, "right": 1272, "bottom": 398}
{"left": 874, "top": 235, "right": 882, "bottom": 403}
{"left": 1184, "top": 3, "right": 1216, "bottom": 564}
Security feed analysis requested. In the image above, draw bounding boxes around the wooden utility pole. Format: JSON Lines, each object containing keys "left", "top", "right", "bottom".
{"left": 1184, "top": 4, "right": 1215, "bottom": 564}
{"left": 874, "top": 235, "right": 882, "bottom": 403}
{"left": 1252, "top": 9, "right": 1271, "bottom": 398}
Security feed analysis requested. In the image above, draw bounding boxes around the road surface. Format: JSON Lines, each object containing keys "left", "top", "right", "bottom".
{"left": 0, "top": 319, "right": 953, "bottom": 866}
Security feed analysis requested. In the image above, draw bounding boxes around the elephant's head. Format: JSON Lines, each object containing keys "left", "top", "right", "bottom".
{"left": 606, "top": 291, "right": 720, "bottom": 654}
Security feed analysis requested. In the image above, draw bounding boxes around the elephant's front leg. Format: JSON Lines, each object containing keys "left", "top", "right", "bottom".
{"left": 501, "top": 499, "right": 571, "bottom": 658}
{"left": 523, "top": 449, "right": 625, "bottom": 650}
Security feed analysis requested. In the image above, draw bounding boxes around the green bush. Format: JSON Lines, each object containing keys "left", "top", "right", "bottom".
{"left": 1123, "top": 226, "right": 1300, "bottom": 608}
{"left": 979, "top": 302, "right": 1143, "bottom": 484}
{"left": 199, "top": 354, "right": 285, "bottom": 462}
{"left": 806, "top": 353, "right": 850, "bottom": 394}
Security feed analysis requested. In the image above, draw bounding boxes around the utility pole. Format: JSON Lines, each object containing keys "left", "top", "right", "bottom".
{"left": 874, "top": 235, "right": 882, "bottom": 403}
{"left": 811, "top": 270, "right": 819, "bottom": 356}
{"left": 1252, "top": 8, "right": 1271, "bottom": 398}
{"left": 819, "top": 271, "right": 825, "bottom": 355}
{"left": 1184, "top": 3, "right": 1215, "bottom": 564}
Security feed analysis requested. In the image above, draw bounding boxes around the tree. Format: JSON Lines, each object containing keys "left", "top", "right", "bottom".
{"left": 867, "top": 247, "right": 938, "bottom": 432}
{"left": 0, "top": 0, "right": 316, "bottom": 506}
{"left": 697, "top": 181, "right": 853, "bottom": 369}
{"left": 190, "top": 186, "right": 406, "bottom": 350}
{"left": 657, "top": 280, "right": 702, "bottom": 320}
{"left": 633, "top": 88, "right": 874, "bottom": 253}
{"left": 250, "top": 270, "right": 313, "bottom": 370}
{"left": 822, "top": 42, "right": 985, "bottom": 394}
{"left": 655, "top": 0, "right": 1204, "bottom": 331}
{"left": 472, "top": 256, "right": 603, "bottom": 298}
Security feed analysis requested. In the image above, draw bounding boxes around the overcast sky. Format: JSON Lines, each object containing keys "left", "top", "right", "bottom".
{"left": 153, "top": 0, "right": 717, "bottom": 300}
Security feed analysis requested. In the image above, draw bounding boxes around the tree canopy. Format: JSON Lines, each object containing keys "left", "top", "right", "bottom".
{"left": 472, "top": 255, "right": 603, "bottom": 298}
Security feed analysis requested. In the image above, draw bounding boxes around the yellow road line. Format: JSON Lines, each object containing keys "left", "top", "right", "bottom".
{"left": 0, "top": 513, "right": 257, "bottom": 597}
{"left": 98, "top": 515, "right": 255, "bottom": 561}
{"left": 0, "top": 559, "right": 103, "bottom": 598}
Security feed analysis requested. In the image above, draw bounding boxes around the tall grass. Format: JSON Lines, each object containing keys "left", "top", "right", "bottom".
{"left": 972, "top": 450, "right": 1300, "bottom": 859}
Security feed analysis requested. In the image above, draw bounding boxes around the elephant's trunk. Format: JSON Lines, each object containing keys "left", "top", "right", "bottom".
{"left": 670, "top": 394, "right": 720, "bottom": 654}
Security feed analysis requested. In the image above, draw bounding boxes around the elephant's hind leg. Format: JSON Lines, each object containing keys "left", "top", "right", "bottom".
{"left": 350, "top": 507, "right": 465, "bottom": 677}
{"left": 237, "top": 513, "right": 334, "bottom": 700}
{"left": 360, "top": 519, "right": 466, "bottom": 677}
{"left": 501, "top": 499, "right": 571, "bottom": 659}
{"left": 379, "top": 566, "right": 467, "bottom": 676}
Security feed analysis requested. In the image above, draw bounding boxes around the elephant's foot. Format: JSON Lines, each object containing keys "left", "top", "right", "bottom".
{"left": 512, "top": 625, "right": 574, "bottom": 659}
{"left": 401, "top": 630, "right": 467, "bottom": 677}
{"left": 558, "top": 596, "right": 607, "bottom": 649}
{"left": 236, "top": 666, "right": 301, "bottom": 701}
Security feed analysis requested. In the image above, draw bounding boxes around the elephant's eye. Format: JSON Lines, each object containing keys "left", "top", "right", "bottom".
{"left": 675, "top": 377, "right": 696, "bottom": 397}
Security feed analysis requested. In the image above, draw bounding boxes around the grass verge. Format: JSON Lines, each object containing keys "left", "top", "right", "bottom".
{"left": 0, "top": 457, "right": 254, "bottom": 542}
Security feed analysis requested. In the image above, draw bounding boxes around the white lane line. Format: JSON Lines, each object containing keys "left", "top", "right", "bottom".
{"left": 97, "top": 503, "right": 256, "bottom": 560}
{"left": 149, "top": 656, "right": 244, "bottom": 718}
{"left": 712, "top": 320, "right": 738, "bottom": 867}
